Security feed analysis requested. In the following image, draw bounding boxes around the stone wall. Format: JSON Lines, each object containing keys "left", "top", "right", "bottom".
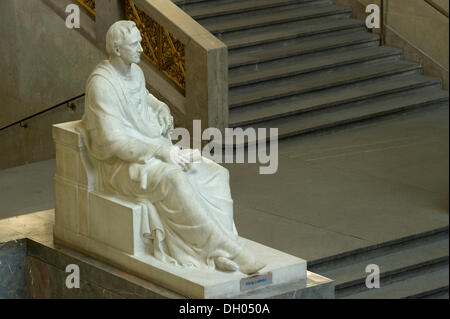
{"left": 334, "top": 0, "right": 449, "bottom": 89}
{"left": 0, "top": 0, "right": 105, "bottom": 169}
{"left": 0, "top": 0, "right": 228, "bottom": 169}
{"left": 384, "top": 0, "right": 449, "bottom": 89}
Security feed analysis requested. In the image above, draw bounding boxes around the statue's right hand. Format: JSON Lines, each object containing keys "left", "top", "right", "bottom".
{"left": 156, "top": 146, "right": 192, "bottom": 171}
{"left": 170, "top": 146, "right": 192, "bottom": 171}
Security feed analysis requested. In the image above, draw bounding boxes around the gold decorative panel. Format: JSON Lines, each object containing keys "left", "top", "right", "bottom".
{"left": 125, "top": 0, "right": 186, "bottom": 94}
{"left": 76, "top": 0, "right": 96, "bottom": 17}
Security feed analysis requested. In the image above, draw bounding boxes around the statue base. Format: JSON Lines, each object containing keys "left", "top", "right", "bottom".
{"left": 54, "top": 224, "right": 308, "bottom": 298}
{"left": 0, "top": 238, "right": 333, "bottom": 299}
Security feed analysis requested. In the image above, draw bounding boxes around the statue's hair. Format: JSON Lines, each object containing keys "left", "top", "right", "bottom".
{"left": 106, "top": 20, "right": 138, "bottom": 57}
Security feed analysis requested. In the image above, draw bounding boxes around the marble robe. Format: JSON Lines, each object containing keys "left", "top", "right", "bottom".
{"left": 79, "top": 60, "right": 243, "bottom": 269}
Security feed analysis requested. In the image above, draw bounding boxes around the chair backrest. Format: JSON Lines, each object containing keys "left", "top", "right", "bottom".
{"left": 52, "top": 120, "right": 95, "bottom": 191}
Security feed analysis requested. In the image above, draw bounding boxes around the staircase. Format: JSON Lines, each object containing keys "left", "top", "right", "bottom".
{"left": 308, "top": 227, "right": 449, "bottom": 299}
{"left": 172, "top": 0, "right": 450, "bottom": 299}
{"left": 173, "top": 0, "right": 449, "bottom": 139}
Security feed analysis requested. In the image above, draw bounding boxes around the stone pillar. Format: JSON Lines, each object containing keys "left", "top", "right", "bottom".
{"left": 185, "top": 38, "right": 228, "bottom": 150}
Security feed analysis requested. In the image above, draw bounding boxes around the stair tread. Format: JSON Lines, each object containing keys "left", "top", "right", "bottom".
{"left": 240, "top": 87, "right": 449, "bottom": 139}
{"left": 172, "top": 0, "right": 209, "bottom": 4}
{"left": 203, "top": 3, "right": 350, "bottom": 33}
{"left": 223, "top": 17, "right": 365, "bottom": 49}
{"left": 229, "top": 46, "right": 402, "bottom": 87}
{"left": 322, "top": 237, "right": 449, "bottom": 286}
{"left": 229, "top": 61, "right": 421, "bottom": 107}
{"left": 343, "top": 266, "right": 449, "bottom": 299}
{"left": 229, "top": 30, "right": 379, "bottom": 68}
{"left": 184, "top": 0, "right": 317, "bottom": 19}
{"left": 229, "top": 74, "right": 441, "bottom": 126}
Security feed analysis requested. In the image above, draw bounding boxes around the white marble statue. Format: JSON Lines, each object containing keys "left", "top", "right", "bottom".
{"left": 78, "top": 20, "right": 265, "bottom": 275}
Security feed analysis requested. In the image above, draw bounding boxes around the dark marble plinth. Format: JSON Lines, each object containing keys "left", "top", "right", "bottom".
{"left": 26, "top": 239, "right": 182, "bottom": 299}
{"left": 0, "top": 239, "right": 27, "bottom": 298}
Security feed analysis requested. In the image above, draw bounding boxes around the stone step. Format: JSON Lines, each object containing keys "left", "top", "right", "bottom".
{"left": 309, "top": 227, "right": 449, "bottom": 299}
{"left": 409, "top": 286, "right": 450, "bottom": 299}
{"left": 172, "top": 0, "right": 212, "bottom": 6}
{"left": 201, "top": 2, "right": 349, "bottom": 35}
{"left": 178, "top": 0, "right": 323, "bottom": 20}
{"left": 223, "top": 17, "right": 365, "bottom": 50}
{"left": 337, "top": 257, "right": 449, "bottom": 298}
{"left": 229, "top": 60, "right": 421, "bottom": 108}
{"left": 229, "top": 30, "right": 379, "bottom": 69}
{"left": 309, "top": 227, "right": 449, "bottom": 272}
{"left": 236, "top": 87, "right": 448, "bottom": 142}
{"left": 320, "top": 236, "right": 449, "bottom": 297}
{"left": 229, "top": 46, "right": 402, "bottom": 88}
{"left": 229, "top": 74, "right": 441, "bottom": 127}
{"left": 174, "top": 0, "right": 450, "bottom": 150}
{"left": 343, "top": 265, "right": 449, "bottom": 299}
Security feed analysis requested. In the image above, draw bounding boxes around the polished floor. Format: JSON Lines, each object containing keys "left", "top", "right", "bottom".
{"left": 0, "top": 106, "right": 448, "bottom": 261}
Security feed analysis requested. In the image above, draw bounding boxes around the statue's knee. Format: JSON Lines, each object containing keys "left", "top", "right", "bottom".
{"left": 219, "top": 166, "right": 230, "bottom": 180}
{"left": 206, "top": 160, "right": 229, "bottom": 180}
{"left": 167, "top": 169, "right": 187, "bottom": 189}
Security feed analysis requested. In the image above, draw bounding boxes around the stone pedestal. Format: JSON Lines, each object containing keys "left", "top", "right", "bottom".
{"left": 0, "top": 237, "right": 334, "bottom": 299}
{"left": 55, "top": 224, "right": 310, "bottom": 298}
{"left": 0, "top": 210, "right": 335, "bottom": 298}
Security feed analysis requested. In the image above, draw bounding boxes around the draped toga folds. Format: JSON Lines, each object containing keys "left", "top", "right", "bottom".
{"left": 79, "top": 60, "right": 243, "bottom": 269}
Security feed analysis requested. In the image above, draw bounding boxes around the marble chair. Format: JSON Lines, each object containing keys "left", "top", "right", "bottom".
{"left": 52, "top": 120, "right": 147, "bottom": 258}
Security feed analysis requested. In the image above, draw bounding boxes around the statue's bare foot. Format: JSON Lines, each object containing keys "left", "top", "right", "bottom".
{"left": 215, "top": 256, "right": 239, "bottom": 272}
{"left": 234, "top": 251, "right": 266, "bottom": 275}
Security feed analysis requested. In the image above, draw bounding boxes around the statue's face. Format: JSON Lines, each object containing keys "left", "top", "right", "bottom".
{"left": 117, "top": 28, "right": 143, "bottom": 65}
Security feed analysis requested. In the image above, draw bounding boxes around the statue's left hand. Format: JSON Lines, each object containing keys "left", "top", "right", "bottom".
{"left": 157, "top": 104, "right": 174, "bottom": 136}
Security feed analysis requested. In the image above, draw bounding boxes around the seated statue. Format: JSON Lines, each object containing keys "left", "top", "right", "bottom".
{"left": 78, "top": 20, "right": 265, "bottom": 275}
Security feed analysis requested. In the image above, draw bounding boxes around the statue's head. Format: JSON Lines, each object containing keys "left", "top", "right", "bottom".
{"left": 106, "top": 20, "right": 143, "bottom": 64}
